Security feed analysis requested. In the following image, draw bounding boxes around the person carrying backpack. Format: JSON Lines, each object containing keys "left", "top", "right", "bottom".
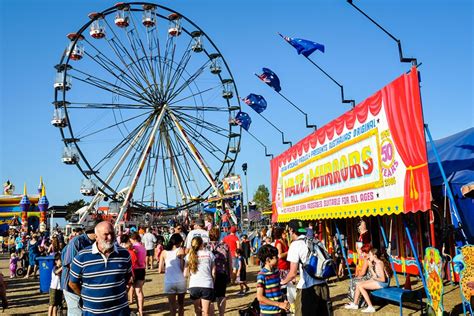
{"left": 208, "top": 227, "right": 232, "bottom": 316}
{"left": 281, "top": 220, "right": 333, "bottom": 316}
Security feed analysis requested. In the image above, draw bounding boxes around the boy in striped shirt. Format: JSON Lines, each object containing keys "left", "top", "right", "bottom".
{"left": 256, "top": 244, "right": 290, "bottom": 315}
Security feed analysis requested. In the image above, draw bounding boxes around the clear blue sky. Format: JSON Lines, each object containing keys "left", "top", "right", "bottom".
{"left": 0, "top": 0, "right": 472, "bottom": 206}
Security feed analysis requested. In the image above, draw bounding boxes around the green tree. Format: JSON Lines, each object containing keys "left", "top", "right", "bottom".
{"left": 253, "top": 184, "right": 271, "bottom": 212}
{"left": 65, "top": 199, "right": 86, "bottom": 221}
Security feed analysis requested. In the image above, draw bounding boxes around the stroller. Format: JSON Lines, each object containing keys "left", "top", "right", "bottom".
{"left": 16, "top": 250, "right": 29, "bottom": 277}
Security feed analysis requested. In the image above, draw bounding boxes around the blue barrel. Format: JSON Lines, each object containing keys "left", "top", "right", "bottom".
{"left": 38, "top": 256, "right": 55, "bottom": 293}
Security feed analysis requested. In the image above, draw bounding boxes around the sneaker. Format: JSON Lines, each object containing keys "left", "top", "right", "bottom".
{"left": 361, "top": 306, "right": 376, "bottom": 313}
{"left": 344, "top": 302, "right": 359, "bottom": 310}
{"left": 237, "top": 291, "right": 245, "bottom": 296}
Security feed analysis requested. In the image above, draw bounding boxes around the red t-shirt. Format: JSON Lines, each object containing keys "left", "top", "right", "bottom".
{"left": 274, "top": 239, "right": 290, "bottom": 271}
{"left": 223, "top": 234, "right": 239, "bottom": 257}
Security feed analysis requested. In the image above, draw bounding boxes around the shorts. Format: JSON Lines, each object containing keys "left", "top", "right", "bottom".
{"left": 239, "top": 271, "right": 247, "bottom": 282}
{"left": 146, "top": 249, "right": 154, "bottom": 257}
{"left": 164, "top": 281, "right": 187, "bottom": 294}
{"left": 295, "top": 283, "right": 332, "bottom": 316}
{"left": 49, "top": 288, "right": 63, "bottom": 306}
{"left": 134, "top": 268, "right": 146, "bottom": 281}
{"left": 189, "top": 287, "right": 215, "bottom": 301}
{"left": 232, "top": 257, "right": 239, "bottom": 270}
{"left": 214, "top": 272, "right": 228, "bottom": 298}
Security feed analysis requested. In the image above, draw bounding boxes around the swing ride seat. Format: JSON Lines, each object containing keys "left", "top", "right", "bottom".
{"left": 370, "top": 287, "right": 424, "bottom": 316}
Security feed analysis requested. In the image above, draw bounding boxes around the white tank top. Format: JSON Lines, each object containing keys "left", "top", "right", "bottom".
{"left": 164, "top": 248, "right": 185, "bottom": 284}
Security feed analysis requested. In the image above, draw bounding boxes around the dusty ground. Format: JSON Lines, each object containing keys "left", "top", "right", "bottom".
{"left": 0, "top": 253, "right": 465, "bottom": 315}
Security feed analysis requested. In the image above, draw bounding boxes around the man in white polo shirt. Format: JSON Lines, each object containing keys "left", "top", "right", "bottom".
{"left": 281, "top": 220, "right": 332, "bottom": 316}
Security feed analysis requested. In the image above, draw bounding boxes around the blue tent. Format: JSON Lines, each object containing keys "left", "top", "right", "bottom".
{"left": 427, "top": 127, "right": 474, "bottom": 186}
{"left": 426, "top": 127, "right": 474, "bottom": 243}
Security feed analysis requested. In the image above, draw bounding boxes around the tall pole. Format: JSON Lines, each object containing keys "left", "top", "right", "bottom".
{"left": 240, "top": 192, "right": 244, "bottom": 229}
{"left": 242, "top": 163, "right": 249, "bottom": 229}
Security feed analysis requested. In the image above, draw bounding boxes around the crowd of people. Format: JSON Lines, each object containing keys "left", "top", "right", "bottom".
{"left": 0, "top": 216, "right": 397, "bottom": 315}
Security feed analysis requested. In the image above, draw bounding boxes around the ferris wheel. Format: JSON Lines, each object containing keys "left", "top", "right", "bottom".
{"left": 52, "top": 2, "right": 242, "bottom": 222}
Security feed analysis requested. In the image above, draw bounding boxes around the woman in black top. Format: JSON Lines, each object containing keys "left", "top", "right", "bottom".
{"left": 240, "top": 234, "right": 251, "bottom": 265}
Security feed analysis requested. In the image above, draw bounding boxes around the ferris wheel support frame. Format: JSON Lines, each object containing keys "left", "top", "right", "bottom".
{"left": 167, "top": 110, "right": 219, "bottom": 195}
{"left": 78, "top": 120, "right": 152, "bottom": 224}
{"left": 115, "top": 105, "right": 168, "bottom": 227}
{"left": 163, "top": 127, "right": 188, "bottom": 204}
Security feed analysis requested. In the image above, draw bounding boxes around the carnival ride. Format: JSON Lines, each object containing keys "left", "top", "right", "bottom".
{"left": 0, "top": 180, "right": 48, "bottom": 233}
{"left": 52, "top": 2, "right": 242, "bottom": 227}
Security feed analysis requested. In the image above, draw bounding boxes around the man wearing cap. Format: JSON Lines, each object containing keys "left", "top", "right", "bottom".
{"left": 61, "top": 221, "right": 99, "bottom": 316}
{"left": 281, "top": 220, "right": 332, "bottom": 316}
{"left": 223, "top": 226, "right": 240, "bottom": 282}
{"left": 184, "top": 219, "right": 209, "bottom": 253}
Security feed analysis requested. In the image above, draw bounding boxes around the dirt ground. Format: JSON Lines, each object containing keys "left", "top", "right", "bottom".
{"left": 0, "top": 253, "right": 465, "bottom": 315}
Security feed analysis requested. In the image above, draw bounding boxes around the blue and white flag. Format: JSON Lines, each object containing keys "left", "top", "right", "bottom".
{"left": 234, "top": 111, "right": 252, "bottom": 131}
{"left": 257, "top": 68, "right": 281, "bottom": 92}
{"left": 243, "top": 93, "right": 267, "bottom": 114}
{"left": 279, "top": 33, "right": 325, "bottom": 57}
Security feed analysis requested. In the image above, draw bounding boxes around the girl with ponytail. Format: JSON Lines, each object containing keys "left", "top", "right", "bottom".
{"left": 184, "top": 236, "right": 216, "bottom": 316}
{"left": 188, "top": 236, "right": 202, "bottom": 274}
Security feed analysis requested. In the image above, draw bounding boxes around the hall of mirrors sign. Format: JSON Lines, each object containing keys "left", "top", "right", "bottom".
{"left": 271, "top": 66, "right": 431, "bottom": 222}
{"left": 282, "top": 126, "right": 382, "bottom": 207}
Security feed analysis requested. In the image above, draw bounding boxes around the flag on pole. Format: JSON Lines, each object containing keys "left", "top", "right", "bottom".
{"left": 234, "top": 111, "right": 252, "bottom": 131}
{"left": 257, "top": 68, "right": 281, "bottom": 92}
{"left": 243, "top": 93, "right": 267, "bottom": 113}
{"left": 279, "top": 33, "right": 325, "bottom": 57}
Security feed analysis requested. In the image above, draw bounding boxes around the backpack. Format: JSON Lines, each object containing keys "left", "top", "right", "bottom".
{"left": 208, "top": 242, "right": 230, "bottom": 277}
{"left": 302, "top": 237, "right": 336, "bottom": 279}
{"left": 238, "top": 298, "right": 260, "bottom": 316}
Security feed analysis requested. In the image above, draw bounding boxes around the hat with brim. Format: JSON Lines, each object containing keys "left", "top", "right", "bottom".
{"left": 288, "top": 219, "right": 306, "bottom": 234}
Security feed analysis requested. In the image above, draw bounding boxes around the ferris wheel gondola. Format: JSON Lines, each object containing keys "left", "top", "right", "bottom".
{"left": 52, "top": 2, "right": 242, "bottom": 223}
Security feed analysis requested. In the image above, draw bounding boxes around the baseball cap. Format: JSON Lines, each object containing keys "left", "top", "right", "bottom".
{"left": 230, "top": 226, "right": 237, "bottom": 233}
{"left": 288, "top": 219, "right": 307, "bottom": 234}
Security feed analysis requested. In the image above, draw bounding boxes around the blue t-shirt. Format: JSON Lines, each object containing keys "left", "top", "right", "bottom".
{"left": 15, "top": 237, "right": 23, "bottom": 250}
